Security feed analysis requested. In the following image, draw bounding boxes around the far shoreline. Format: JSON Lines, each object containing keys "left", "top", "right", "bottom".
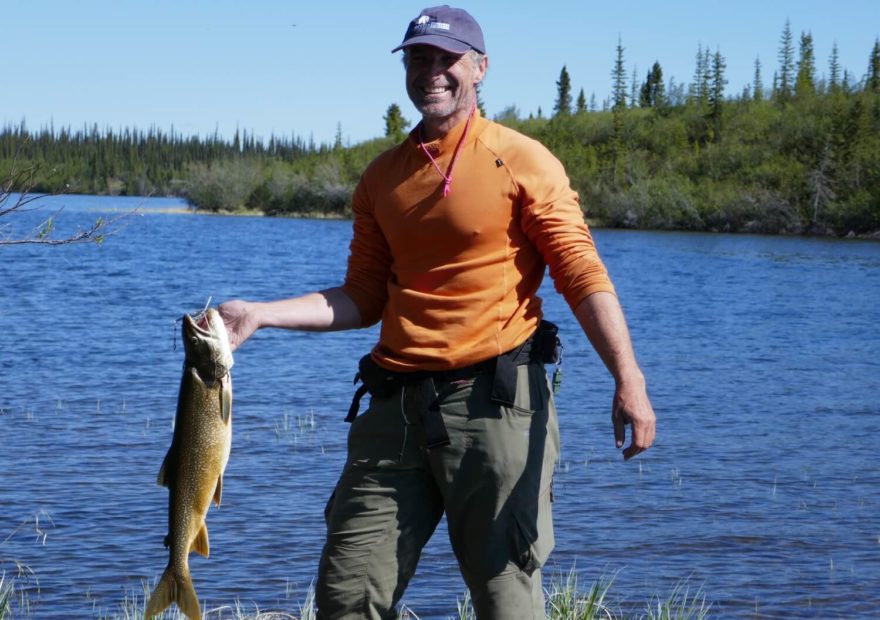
{"left": 46, "top": 193, "right": 880, "bottom": 241}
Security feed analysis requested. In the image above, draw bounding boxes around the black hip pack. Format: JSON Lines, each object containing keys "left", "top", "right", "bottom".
{"left": 345, "top": 320, "right": 562, "bottom": 425}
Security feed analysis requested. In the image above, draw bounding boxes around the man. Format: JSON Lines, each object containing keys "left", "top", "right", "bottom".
{"left": 219, "top": 5, "right": 655, "bottom": 619}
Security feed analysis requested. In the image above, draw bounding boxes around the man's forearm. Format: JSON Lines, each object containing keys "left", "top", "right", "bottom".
{"left": 573, "top": 291, "right": 644, "bottom": 385}
{"left": 252, "top": 286, "right": 362, "bottom": 332}
{"left": 574, "top": 290, "right": 655, "bottom": 459}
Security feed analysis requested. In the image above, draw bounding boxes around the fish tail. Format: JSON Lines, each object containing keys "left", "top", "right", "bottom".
{"left": 144, "top": 564, "right": 201, "bottom": 620}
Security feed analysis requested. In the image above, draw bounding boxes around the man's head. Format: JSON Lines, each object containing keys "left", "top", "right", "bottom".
{"left": 393, "top": 6, "right": 488, "bottom": 136}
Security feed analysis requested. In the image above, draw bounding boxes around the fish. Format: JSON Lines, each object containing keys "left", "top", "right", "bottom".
{"left": 145, "top": 307, "right": 234, "bottom": 620}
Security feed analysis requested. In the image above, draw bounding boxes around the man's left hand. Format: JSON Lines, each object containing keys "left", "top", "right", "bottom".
{"left": 612, "top": 379, "right": 656, "bottom": 460}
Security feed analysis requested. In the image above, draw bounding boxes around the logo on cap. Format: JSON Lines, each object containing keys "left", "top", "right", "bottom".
{"left": 414, "top": 16, "right": 451, "bottom": 34}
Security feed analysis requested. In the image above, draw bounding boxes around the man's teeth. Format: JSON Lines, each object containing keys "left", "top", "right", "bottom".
{"left": 425, "top": 87, "right": 447, "bottom": 94}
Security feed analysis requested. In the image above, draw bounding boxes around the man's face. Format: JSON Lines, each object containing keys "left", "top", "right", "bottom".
{"left": 404, "top": 44, "right": 486, "bottom": 123}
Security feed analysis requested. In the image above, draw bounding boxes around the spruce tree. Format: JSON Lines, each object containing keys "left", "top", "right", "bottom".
{"left": 610, "top": 36, "right": 627, "bottom": 184}
{"left": 688, "top": 44, "right": 711, "bottom": 107}
{"left": 829, "top": 42, "right": 841, "bottom": 92}
{"left": 640, "top": 69, "right": 653, "bottom": 107}
{"left": 630, "top": 64, "right": 640, "bottom": 108}
{"left": 777, "top": 19, "right": 795, "bottom": 101}
{"left": 795, "top": 31, "right": 816, "bottom": 98}
{"left": 689, "top": 44, "right": 705, "bottom": 102}
{"left": 576, "top": 88, "right": 587, "bottom": 114}
{"left": 554, "top": 65, "right": 573, "bottom": 116}
{"left": 868, "top": 38, "right": 880, "bottom": 93}
{"left": 651, "top": 62, "right": 667, "bottom": 108}
{"left": 383, "top": 103, "right": 409, "bottom": 141}
{"left": 709, "top": 49, "right": 727, "bottom": 139}
{"left": 612, "top": 37, "right": 628, "bottom": 110}
{"left": 333, "top": 123, "right": 344, "bottom": 150}
{"left": 640, "top": 62, "right": 665, "bottom": 109}
{"left": 753, "top": 57, "right": 765, "bottom": 101}
{"left": 702, "top": 48, "right": 713, "bottom": 105}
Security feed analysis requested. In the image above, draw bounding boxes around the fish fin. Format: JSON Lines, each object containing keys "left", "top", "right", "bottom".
{"left": 144, "top": 566, "right": 173, "bottom": 619}
{"left": 177, "top": 574, "right": 202, "bottom": 620}
{"left": 191, "top": 522, "right": 210, "bottom": 558}
{"left": 145, "top": 565, "right": 202, "bottom": 620}
{"left": 220, "top": 374, "right": 232, "bottom": 424}
{"left": 156, "top": 450, "right": 172, "bottom": 487}
{"left": 213, "top": 474, "right": 223, "bottom": 507}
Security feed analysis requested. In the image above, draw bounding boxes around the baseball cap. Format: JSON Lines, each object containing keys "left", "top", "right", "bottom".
{"left": 391, "top": 5, "right": 485, "bottom": 55}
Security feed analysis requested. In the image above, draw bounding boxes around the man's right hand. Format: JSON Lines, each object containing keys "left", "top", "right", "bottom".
{"left": 218, "top": 299, "right": 259, "bottom": 352}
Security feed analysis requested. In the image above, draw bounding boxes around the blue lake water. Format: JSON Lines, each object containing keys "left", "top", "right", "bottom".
{"left": 1, "top": 194, "right": 878, "bottom": 619}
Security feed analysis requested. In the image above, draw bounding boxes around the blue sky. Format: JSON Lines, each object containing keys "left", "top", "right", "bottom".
{"left": 4, "top": 0, "right": 878, "bottom": 146}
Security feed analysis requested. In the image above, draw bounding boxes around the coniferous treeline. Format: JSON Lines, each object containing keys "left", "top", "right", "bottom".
{"left": 2, "top": 26, "right": 879, "bottom": 235}
{"left": 528, "top": 27, "right": 880, "bottom": 235}
{"left": 0, "top": 122, "right": 321, "bottom": 196}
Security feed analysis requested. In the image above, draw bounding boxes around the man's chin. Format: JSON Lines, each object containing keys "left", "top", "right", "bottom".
{"left": 415, "top": 104, "right": 452, "bottom": 119}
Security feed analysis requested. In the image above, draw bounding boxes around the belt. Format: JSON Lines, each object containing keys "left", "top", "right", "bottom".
{"left": 346, "top": 320, "right": 561, "bottom": 449}
{"left": 345, "top": 335, "right": 535, "bottom": 448}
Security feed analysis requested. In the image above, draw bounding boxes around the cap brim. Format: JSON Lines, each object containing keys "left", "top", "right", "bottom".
{"left": 391, "top": 35, "right": 473, "bottom": 54}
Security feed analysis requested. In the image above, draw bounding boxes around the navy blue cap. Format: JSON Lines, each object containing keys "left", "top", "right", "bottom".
{"left": 392, "top": 5, "right": 485, "bottom": 55}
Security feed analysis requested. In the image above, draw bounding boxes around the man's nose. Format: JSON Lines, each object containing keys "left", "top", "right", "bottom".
{"left": 425, "top": 58, "right": 445, "bottom": 75}
{"left": 424, "top": 54, "right": 453, "bottom": 75}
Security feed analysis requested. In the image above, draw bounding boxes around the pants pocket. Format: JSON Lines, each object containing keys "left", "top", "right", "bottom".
{"left": 507, "top": 362, "right": 551, "bottom": 416}
{"left": 509, "top": 488, "right": 555, "bottom": 575}
{"left": 346, "top": 390, "right": 408, "bottom": 467}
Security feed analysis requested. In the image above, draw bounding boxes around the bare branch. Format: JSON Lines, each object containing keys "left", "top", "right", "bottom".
{"left": 0, "top": 157, "right": 137, "bottom": 246}
{"left": 0, "top": 208, "right": 135, "bottom": 246}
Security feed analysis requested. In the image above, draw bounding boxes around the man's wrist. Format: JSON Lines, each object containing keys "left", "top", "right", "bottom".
{"left": 613, "top": 365, "right": 645, "bottom": 388}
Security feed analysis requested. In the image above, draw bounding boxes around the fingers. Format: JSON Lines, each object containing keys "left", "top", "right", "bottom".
{"left": 612, "top": 405, "right": 626, "bottom": 449}
{"left": 217, "top": 300, "right": 251, "bottom": 352}
{"left": 621, "top": 411, "right": 656, "bottom": 460}
{"left": 612, "top": 388, "right": 656, "bottom": 461}
{"left": 623, "top": 438, "right": 651, "bottom": 459}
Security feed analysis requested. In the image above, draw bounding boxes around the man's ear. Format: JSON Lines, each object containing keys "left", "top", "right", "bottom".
{"left": 474, "top": 54, "right": 489, "bottom": 85}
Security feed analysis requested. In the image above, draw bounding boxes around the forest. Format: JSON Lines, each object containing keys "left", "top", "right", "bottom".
{"left": 2, "top": 24, "right": 879, "bottom": 236}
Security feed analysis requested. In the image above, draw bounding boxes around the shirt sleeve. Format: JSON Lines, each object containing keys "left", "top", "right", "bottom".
{"left": 516, "top": 142, "right": 616, "bottom": 309}
{"left": 341, "top": 176, "right": 392, "bottom": 327}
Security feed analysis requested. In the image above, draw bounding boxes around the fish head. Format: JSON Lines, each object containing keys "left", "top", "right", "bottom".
{"left": 182, "top": 308, "right": 234, "bottom": 381}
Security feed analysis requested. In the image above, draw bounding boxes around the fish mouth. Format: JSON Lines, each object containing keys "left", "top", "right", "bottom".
{"left": 184, "top": 311, "right": 212, "bottom": 335}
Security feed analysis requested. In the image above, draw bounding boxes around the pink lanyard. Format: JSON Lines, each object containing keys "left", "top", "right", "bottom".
{"left": 419, "top": 106, "right": 476, "bottom": 197}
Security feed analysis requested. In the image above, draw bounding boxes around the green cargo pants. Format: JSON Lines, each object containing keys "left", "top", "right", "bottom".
{"left": 315, "top": 361, "right": 560, "bottom": 620}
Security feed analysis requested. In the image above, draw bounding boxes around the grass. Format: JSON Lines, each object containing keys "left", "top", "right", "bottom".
{"left": 644, "top": 579, "right": 711, "bottom": 620}
{"left": 1, "top": 511, "right": 53, "bottom": 620}
{"left": 109, "top": 571, "right": 708, "bottom": 620}
{"left": 95, "top": 581, "right": 319, "bottom": 620}
{"left": 0, "top": 574, "right": 11, "bottom": 619}
{"left": 9, "top": 569, "right": 714, "bottom": 620}
{"left": 545, "top": 567, "right": 616, "bottom": 619}
{"left": 2, "top": 511, "right": 710, "bottom": 620}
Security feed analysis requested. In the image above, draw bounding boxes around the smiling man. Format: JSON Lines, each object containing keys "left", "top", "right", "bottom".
{"left": 219, "top": 5, "right": 655, "bottom": 619}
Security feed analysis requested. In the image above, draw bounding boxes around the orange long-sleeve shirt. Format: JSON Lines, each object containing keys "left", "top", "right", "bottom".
{"left": 342, "top": 110, "right": 615, "bottom": 372}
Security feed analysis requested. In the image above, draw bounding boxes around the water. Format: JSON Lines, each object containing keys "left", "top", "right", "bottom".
{"left": 1, "top": 195, "right": 878, "bottom": 619}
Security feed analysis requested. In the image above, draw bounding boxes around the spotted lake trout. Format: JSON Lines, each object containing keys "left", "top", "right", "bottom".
{"left": 145, "top": 308, "right": 233, "bottom": 620}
